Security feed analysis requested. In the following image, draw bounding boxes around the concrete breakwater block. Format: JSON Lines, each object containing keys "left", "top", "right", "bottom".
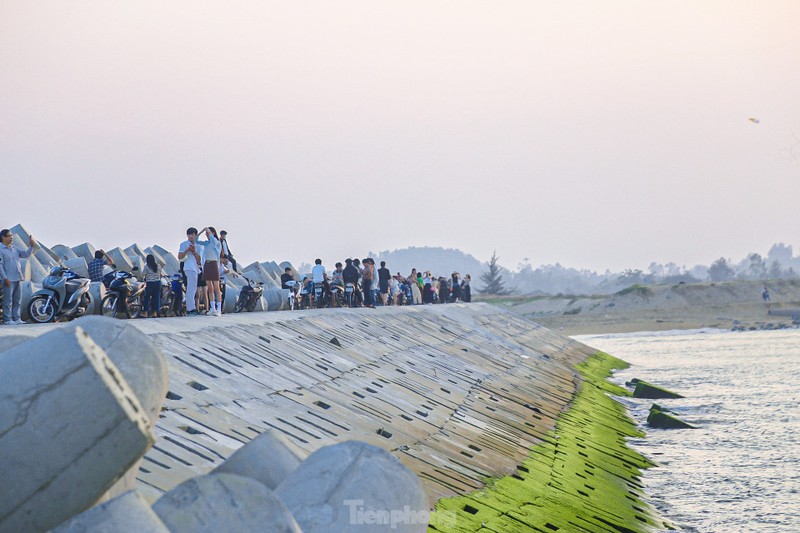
{"left": 62, "top": 317, "right": 169, "bottom": 501}
{"left": 647, "top": 405, "right": 696, "bottom": 429}
{"left": 149, "top": 245, "right": 181, "bottom": 276}
{"left": 276, "top": 441, "right": 429, "bottom": 533}
{"left": 52, "top": 490, "right": 169, "bottom": 533}
{"left": 152, "top": 473, "right": 302, "bottom": 533}
{"left": 72, "top": 242, "right": 97, "bottom": 263}
{"left": 264, "top": 288, "right": 289, "bottom": 311}
{"left": 63, "top": 317, "right": 169, "bottom": 425}
{"left": 0, "top": 327, "right": 155, "bottom": 532}
{"left": 213, "top": 430, "right": 304, "bottom": 490}
{"left": 633, "top": 380, "right": 684, "bottom": 399}
{"left": 106, "top": 247, "right": 135, "bottom": 273}
{"left": 64, "top": 257, "right": 90, "bottom": 279}
{"left": 51, "top": 244, "right": 78, "bottom": 262}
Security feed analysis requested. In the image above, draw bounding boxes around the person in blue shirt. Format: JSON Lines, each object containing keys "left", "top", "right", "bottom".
{"left": 0, "top": 229, "right": 37, "bottom": 325}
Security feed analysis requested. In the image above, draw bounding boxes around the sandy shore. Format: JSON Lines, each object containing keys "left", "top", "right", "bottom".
{"left": 489, "top": 279, "right": 800, "bottom": 336}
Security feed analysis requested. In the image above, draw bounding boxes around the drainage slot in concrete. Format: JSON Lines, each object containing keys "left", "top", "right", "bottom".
{"left": 316, "top": 363, "right": 329, "bottom": 370}
{"left": 468, "top": 444, "right": 481, "bottom": 452}
{"left": 400, "top": 414, "right": 413, "bottom": 421}
{"left": 460, "top": 451, "right": 473, "bottom": 458}
{"left": 544, "top": 523, "right": 559, "bottom": 531}
{"left": 516, "top": 465, "right": 529, "bottom": 473}
{"left": 178, "top": 425, "right": 204, "bottom": 435}
{"left": 313, "top": 400, "right": 331, "bottom": 409}
{"left": 166, "top": 391, "right": 183, "bottom": 401}
{"left": 329, "top": 337, "right": 342, "bottom": 347}
{"left": 396, "top": 368, "right": 407, "bottom": 374}
{"left": 415, "top": 410, "right": 428, "bottom": 417}
{"left": 376, "top": 428, "right": 392, "bottom": 439}
{"left": 440, "top": 388, "right": 451, "bottom": 394}
{"left": 422, "top": 404, "right": 433, "bottom": 410}
{"left": 187, "top": 381, "right": 209, "bottom": 391}
{"left": 353, "top": 391, "right": 366, "bottom": 399}
{"left": 366, "top": 387, "right": 378, "bottom": 394}
{"left": 463, "top": 505, "right": 479, "bottom": 515}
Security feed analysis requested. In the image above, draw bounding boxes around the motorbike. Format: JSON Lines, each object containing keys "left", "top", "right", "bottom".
{"left": 329, "top": 282, "right": 345, "bottom": 308}
{"left": 344, "top": 282, "right": 357, "bottom": 308}
{"left": 284, "top": 280, "right": 300, "bottom": 310}
{"left": 101, "top": 271, "right": 144, "bottom": 319}
{"left": 234, "top": 276, "right": 264, "bottom": 312}
{"left": 298, "top": 282, "right": 313, "bottom": 310}
{"left": 313, "top": 281, "right": 326, "bottom": 308}
{"left": 27, "top": 266, "right": 93, "bottom": 323}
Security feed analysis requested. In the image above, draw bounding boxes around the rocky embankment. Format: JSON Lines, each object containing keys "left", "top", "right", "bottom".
{"left": 0, "top": 304, "right": 668, "bottom": 531}
{"left": 496, "top": 279, "right": 800, "bottom": 335}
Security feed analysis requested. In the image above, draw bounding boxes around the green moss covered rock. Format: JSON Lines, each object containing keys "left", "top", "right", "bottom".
{"left": 633, "top": 380, "right": 684, "bottom": 399}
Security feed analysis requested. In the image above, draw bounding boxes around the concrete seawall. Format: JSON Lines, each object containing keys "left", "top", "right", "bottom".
{"left": 1, "top": 303, "right": 664, "bottom": 530}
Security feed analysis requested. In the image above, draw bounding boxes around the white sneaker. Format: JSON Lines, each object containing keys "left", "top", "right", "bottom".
{"left": 14, "top": 319, "right": 24, "bottom": 325}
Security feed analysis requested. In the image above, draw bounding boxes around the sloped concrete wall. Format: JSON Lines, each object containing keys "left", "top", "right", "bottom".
{"left": 121, "top": 303, "right": 593, "bottom": 504}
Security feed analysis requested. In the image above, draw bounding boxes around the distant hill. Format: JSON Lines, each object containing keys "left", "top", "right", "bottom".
{"left": 369, "top": 246, "right": 488, "bottom": 287}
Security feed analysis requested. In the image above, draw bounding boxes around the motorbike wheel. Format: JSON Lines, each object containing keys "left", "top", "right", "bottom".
{"left": 128, "top": 295, "right": 143, "bottom": 319}
{"left": 101, "top": 294, "right": 118, "bottom": 318}
{"left": 234, "top": 296, "right": 246, "bottom": 313}
{"left": 28, "top": 296, "right": 56, "bottom": 323}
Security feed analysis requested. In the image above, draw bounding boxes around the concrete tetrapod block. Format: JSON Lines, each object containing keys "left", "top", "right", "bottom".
{"left": 222, "top": 285, "right": 239, "bottom": 314}
{"left": 18, "top": 256, "right": 33, "bottom": 282}
{"left": 62, "top": 316, "right": 169, "bottom": 500}
{"left": 150, "top": 245, "right": 181, "bottom": 276}
{"left": 124, "top": 244, "right": 147, "bottom": 263}
{"left": 213, "top": 430, "right": 304, "bottom": 490}
{"left": 152, "top": 473, "right": 302, "bottom": 533}
{"left": 65, "top": 257, "right": 90, "bottom": 279}
{"left": 27, "top": 254, "right": 50, "bottom": 284}
{"left": 0, "top": 327, "right": 155, "bottom": 532}
{"left": 19, "top": 281, "right": 37, "bottom": 322}
{"left": 52, "top": 490, "right": 169, "bottom": 533}
{"left": 264, "top": 288, "right": 289, "bottom": 311}
{"left": 106, "top": 247, "right": 135, "bottom": 273}
{"left": 72, "top": 242, "right": 97, "bottom": 263}
{"left": 275, "top": 441, "right": 429, "bottom": 533}
{"left": 52, "top": 244, "right": 79, "bottom": 262}
{"left": 88, "top": 282, "right": 107, "bottom": 315}
{"left": 143, "top": 247, "right": 166, "bottom": 268}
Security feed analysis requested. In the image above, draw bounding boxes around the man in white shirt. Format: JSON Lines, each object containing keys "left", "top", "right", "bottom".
{"left": 311, "top": 258, "right": 326, "bottom": 284}
{"left": 178, "top": 227, "right": 201, "bottom": 316}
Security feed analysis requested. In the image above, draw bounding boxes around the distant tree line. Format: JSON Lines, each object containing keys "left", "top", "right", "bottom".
{"left": 299, "top": 242, "right": 800, "bottom": 298}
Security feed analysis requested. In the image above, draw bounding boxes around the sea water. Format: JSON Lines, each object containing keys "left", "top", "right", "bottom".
{"left": 577, "top": 328, "right": 800, "bottom": 532}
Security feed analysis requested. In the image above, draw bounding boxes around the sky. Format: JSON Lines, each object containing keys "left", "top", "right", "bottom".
{"left": 2, "top": 1, "right": 799, "bottom": 273}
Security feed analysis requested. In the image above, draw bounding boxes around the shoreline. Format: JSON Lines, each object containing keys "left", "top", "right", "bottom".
{"left": 431, "top": 351, "right": 670, "bottom": 531}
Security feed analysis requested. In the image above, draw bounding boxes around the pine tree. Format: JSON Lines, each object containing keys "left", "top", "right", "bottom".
{"left": 479, "top": 251, "right": 510, "bottom": 295}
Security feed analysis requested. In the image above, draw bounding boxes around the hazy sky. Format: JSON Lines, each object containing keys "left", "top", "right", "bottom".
{"left": 2, "top": 1, "right": 799, "bottom": 272}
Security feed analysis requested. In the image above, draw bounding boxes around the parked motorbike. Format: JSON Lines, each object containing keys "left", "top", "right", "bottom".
{"left": 344, "top": 282, "right": 357, "bottom": 308}
{"left": 314, "top": 281, "right": 326, "bottom": 308}
{"left": 329, "top": 282, "right": 345, "bottom": 308}
{"left": 234, "top": 277, "right": 264, "bottom": 312}
{"left": 298, "top": 281, "right": 313, "bottom": 310}
{"left": 27, "top": 266, "right": 93, "bottom": 323}
{"left": 284, "top": 280, "right": 300, "bottom": 310}
{"left": 101, "top": 271, "right": 144, "bottom": 319}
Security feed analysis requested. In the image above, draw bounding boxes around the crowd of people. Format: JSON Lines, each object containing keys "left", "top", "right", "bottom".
{"left": 285, "top": 257, "right": 472, "bottom": 308}
{"left": 1, "top": 224, "right": 472, "bottom": 324}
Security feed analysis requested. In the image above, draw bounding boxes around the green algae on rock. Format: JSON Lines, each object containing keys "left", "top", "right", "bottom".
{"left": 632, "top": 380, "right": 684, "bottom": 399}
{"left": 429, "top": 352, "right": 673, "bottom": 532}
{"left": 647, "top": 405, "right": 696, "bottom": 430}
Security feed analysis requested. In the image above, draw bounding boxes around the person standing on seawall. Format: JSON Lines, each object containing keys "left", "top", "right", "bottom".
{"left": 197, "top": 227, "right": 223, "bottom": 316}
{"left": 462, "top": 274, "right": 472, "bottom": 302}
{"left": 377, "top": 260, "right": 391, "bottom": 306}
{"left": 0, "top": 229, "right": 37, "bottom": 325}
{"left": 220, "top": 230, "right": 236, "bottom": 273}
{"left": 178, "top": 227, "right": 201, "bottom": 316}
